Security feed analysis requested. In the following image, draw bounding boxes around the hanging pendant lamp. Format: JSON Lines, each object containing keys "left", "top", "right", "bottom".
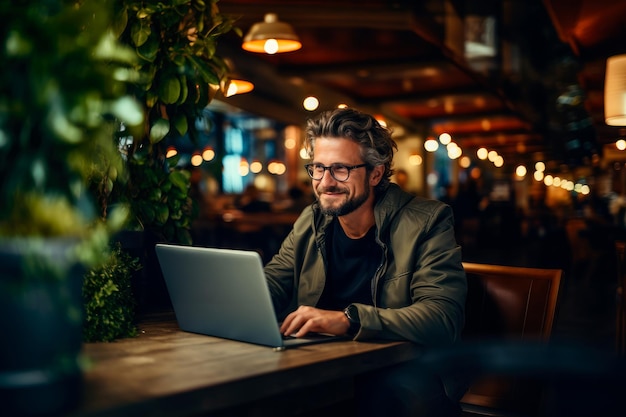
{"left": 223, "top": 78, "right": 254, "bottom": 97}
{"left": 242, "top": 13, "right": 302, "bottom": 54}
{"left": 605, "top": 54, "right": 626, "bottom": 126}
{"left": 221, "top": 58, "right": 254, "bottom": 97}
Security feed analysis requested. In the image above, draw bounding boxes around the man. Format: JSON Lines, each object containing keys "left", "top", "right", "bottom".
{"left": 264, "top": 107, "right": 467, "bottom": 416}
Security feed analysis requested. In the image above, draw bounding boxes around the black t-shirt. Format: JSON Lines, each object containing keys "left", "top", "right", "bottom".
{"left": 316, "top": 219, "right": 381, "bottom": 310}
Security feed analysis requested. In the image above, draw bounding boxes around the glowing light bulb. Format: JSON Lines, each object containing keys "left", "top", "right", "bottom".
{"left": 202, "top": 147, "right": 215, "bottom": 161}
{"left": 409, "top": 154, "right": 423, "bottom": 166}
{"left": 264, "top": 39, "right": 279, "bottom": 54}
{"left": 250, "top": 160, "right": 263, "bottom": 173}
{"left": 424, "top": 139, "right": 439, "bottom": 152}
{"left": 166, "top": 147, "right": 178, "bottom": 158}
{"left": 535, "top": 161, "right": 545, "bottom": 172}
{"left": 439, "top": 133, "right": 451, "bottom": 145}
{"left": 303, "top": 96, "right": 319, "bottom": 111}
{"left": 191, "top": 153, "right": 203, "bottom": 166}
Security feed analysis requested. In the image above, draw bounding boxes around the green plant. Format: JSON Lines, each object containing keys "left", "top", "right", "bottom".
{"left": 0, "top": 2, "right": 144, "bottom": 413}
{"left": 83, "top": 243, "right": 142, "bottom": 342}
{"left": 111, "top": 0, "right": 239, "bottom": 244}
{"left": 125, "top": 153, "right": 197, "bottom": 243}
{"left": 0, "top": 0, "right": 142, "bottom": 255}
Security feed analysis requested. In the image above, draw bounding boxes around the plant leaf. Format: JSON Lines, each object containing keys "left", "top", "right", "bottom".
{"left": 111, "top": 97, "right": 144, "bottom": 127}
{"left": 188, "top": 55, "right": 220, "bottom": 84}
{"left": 169, "top": 170, "right": 190, "bottom": 191}
{"left": 154, "top": 204, "right": 169, "bottom": 225}
{"left": 173, "top": 114, "right": 188, "bottom": 136}
{"left": 149, "top": 118, "right": 170, "bottom": 144}
{"left": 112, "top": 7, "right": 129, "bottom": 38}
{"left": 131, "top": 20, "right": 151, "bottom": 47}
{"left": 136, "top": 34, "right": 159, "bottom": 63}
{"left": 177, "top": 75, "right": 189, "bottom": 104}
{"left": 159, "top": 75, "right": 181, "bottom": 104}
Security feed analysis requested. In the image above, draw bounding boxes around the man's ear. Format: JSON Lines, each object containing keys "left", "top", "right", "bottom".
{"left": 370, "top": 165, "right": 384, "bottom": 186}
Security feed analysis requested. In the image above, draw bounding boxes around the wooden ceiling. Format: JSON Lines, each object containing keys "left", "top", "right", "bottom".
{"left": 216, "top": 0, "right": 626, "bottom": 169}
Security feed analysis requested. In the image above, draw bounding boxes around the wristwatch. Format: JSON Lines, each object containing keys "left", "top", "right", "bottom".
{"left": 343, "top": 305, "right": 360, "bottom": 336}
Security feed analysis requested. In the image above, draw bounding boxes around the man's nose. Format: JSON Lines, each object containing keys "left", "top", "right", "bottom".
{"left": 318, "top": 168, "right": 337, "bottom": 184}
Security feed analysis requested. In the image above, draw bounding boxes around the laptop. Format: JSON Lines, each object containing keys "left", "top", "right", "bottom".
{"left": 155, "top": 244, "right": 348, "bottom": 350}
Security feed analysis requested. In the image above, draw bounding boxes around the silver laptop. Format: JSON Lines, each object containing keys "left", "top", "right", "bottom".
{"left": 155, "top": 244, "right": 347, "bottom": 350}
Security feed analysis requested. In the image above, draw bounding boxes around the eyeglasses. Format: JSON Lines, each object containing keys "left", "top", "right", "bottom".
{"left": 304, "top": 163, "right": 368, "bottom": 182}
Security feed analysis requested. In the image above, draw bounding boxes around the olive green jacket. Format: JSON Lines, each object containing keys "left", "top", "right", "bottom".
{"left": 264, "top": 183, "right": 467, "bottom": 348}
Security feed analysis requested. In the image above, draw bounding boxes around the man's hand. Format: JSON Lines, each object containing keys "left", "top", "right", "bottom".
{"left": 280, "top": 305, "right": 350, "bottom": 337}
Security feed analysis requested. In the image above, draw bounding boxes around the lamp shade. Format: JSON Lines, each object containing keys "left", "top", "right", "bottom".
{"left": 221, "top": 58, "right": 254, "bottom": 97}
{"left": 223, "top": 78, "right": 254, "bottom": 97}
{"left": 605, "top": 54, "right": 626, "bottom": 126}
{"left": 242, "top": 13, "right": 301, "bottom": 54}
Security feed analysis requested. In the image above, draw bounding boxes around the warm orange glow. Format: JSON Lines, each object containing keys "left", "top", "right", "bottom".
{"left": 242, "top": 38, "right": 302, "bottom": 54}
{"left": 225, "top": 79, "right": 254, "bottom": 97}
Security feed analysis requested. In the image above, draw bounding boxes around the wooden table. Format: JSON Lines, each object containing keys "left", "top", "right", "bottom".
{"left": 68, "top": 313, "right": 422, "bottom": 417}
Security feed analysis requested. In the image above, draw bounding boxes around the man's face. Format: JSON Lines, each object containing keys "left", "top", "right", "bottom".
{"left": 310, "top": 137, "right": 375, "bottom": 217}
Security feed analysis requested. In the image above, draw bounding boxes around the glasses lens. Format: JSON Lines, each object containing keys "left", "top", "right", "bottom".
{"left": 306, "top": 164, "right": 321, "bottom": 180}
{"left": 331, "top": 165, "right": 349, "bottom": 181}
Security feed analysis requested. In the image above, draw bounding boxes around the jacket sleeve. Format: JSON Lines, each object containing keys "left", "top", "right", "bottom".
{"left": 263, "top": 207, "right": 318, "bottom": 317}
{"left": 353, "top": 202, "right": 467, "bottom": 347}
{"left": 263, "top": 227, "right": 297, "bottom": 317}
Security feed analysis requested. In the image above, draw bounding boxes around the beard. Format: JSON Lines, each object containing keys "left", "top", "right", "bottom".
{"left": 316, "top": 179, "right": 371, "bottom": 217}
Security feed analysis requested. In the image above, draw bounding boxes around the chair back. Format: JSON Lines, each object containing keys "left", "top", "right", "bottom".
{"left": 460, "top": 262, "right": 562, "bottom": 416}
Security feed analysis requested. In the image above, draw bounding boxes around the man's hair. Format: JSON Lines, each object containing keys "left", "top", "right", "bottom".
{"left": 304, "top": 107, "right": 397, "bottom": 193}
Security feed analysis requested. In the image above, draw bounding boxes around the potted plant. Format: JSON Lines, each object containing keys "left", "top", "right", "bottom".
{"left": 109, "top": 0, "right": 239, "bottom": 312}
{"left": 0, "top": 1, "right": 143, "bottom": 414}
{"left": 83, "top": 243, "right": 142, "bottom": 342}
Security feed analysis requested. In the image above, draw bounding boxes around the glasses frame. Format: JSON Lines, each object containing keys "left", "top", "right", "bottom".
{"left": 304, "top": 163, "right": 368, "bottom": 182}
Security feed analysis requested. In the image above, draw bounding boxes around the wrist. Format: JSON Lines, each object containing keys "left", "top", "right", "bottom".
{"left": 343, "top": 305, "right": 360, "bottom": 336}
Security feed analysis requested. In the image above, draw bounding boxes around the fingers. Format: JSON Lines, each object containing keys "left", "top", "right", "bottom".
{"left": 280, "top": 306, "right": 348, "bottom": 337}
{"left": 280, "top": 305, "right": 313, "bottom": 336}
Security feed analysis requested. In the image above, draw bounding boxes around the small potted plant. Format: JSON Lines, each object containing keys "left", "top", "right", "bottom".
{"left": 83, "top": 243, "right": 142, "bottom": 342}
{"left": 0, "top": 1, "right": 143, "bottom": 414}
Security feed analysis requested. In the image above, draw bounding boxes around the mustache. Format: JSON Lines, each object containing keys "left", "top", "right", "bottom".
{"left": 316, "top": 186, "right": 347, "bottom": 194}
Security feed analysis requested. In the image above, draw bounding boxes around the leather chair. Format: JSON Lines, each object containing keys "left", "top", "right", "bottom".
{"left": 459, "top": 262, "right": 562, "bottom": 416}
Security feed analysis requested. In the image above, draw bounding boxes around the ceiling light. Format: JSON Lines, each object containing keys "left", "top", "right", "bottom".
{"left": 224, "top": 78, "right": 255, "bottom": 97}
{"left": 202, "top": 147, "right": 215, "bottom": 161}
{"left": 605, "top": 54, "right": 626, "bottom": 126}
{"left": 439, "top": 133, "right": 451, "bottom": 145}
{"left": 303, "top": 96, "right": 319, "bottom": 111}
{"left": 409, "top": 154, "right": 423, "bottom": 166}
{"left": 222, "top": 58, "right": 254, "bottom": 97}
{"left": 242, "top": 13, "right": 302, "bottom": 54}
{"left": 166, "top": 146, "right": 178, "bottom": 158}
{"left": 424, "top": 138, "right": 439, "bottom": 152}
{"left": 535, "top": 161, "right": 545, "bottom": 172}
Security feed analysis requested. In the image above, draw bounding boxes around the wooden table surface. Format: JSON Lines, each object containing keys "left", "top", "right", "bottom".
{"left": 68, "top": 313, "right": 422, "bottom": 417}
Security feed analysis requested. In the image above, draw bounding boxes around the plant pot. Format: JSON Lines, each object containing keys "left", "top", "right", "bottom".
{"left": 0, "top": 238, "right": 85, "bottom": 416}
